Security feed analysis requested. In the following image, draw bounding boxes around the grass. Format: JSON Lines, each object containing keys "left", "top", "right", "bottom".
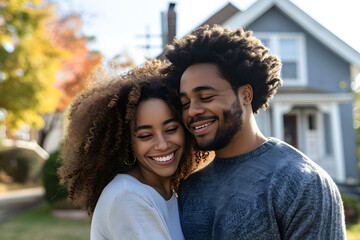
{"left": 1, "top": 204, "right": 360, "bottom": 239}
{"left": 348, "top": 223, "right": 360, "bottom": 240}
{"left": 0, "top": 205, "right": 91, "bottom": 240}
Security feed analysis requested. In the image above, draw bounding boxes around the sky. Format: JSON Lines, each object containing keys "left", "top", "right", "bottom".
{"left": 56, "top": 0, "right": 360, "bottom": 67}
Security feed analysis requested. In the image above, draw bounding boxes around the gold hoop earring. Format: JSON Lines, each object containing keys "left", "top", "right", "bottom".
{"left": 124, "top": 153, "right": 137, "bottom": 166}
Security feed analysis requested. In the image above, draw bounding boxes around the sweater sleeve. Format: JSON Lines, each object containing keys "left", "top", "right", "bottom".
{"left": 271, "top": 164, "right": 346, "bottom": 240}
{"left": 108, "top": 191, "right": 171, "bottom": 240}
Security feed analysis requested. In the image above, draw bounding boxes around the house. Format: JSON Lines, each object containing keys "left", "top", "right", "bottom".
{"left": 162, "top": 0, "right": 360, "bottom": 184}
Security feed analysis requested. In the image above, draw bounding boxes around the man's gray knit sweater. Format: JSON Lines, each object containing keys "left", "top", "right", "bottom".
{"left": 178, "top": 138, "right": 346, "bottom": 239}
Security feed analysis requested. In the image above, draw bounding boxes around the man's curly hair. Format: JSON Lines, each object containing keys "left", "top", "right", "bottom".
{"left": 163, "top": 25, "right": 282, "bottom": 113}
{"left": 58, "top": 59, "right": 206, "bottom": 215}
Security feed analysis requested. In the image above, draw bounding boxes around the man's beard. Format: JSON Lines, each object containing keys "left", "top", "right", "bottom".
{"left": 196, "top": 98, "right": 243, "bottom": 151}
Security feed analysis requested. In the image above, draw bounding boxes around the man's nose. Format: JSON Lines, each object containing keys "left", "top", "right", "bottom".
{"left": 187, "top": 101, "right": 205, "bottom": 117}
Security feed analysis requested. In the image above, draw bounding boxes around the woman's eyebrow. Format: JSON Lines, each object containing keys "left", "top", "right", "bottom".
{"left": 163, "top": 118, "right": 177, "bottom": 125}
{"left": 135, "top": 125, "right": 151, "bottom": 131}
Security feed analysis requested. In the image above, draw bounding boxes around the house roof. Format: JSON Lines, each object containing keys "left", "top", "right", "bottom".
{"left": 272, "top": 91, "right": 353, "bottom": 104}
{"left": 273, "top": 86, "right": 353, "bottom": 103}
{"left": 158, "top": 3, "right": 240, "bottom": 60}
{"left": 195, "top": 3, "right": 240, "bottom": 29}
{"left": 223, "top": 0, "right": 360, "bottom": 68}
{"left": 277, "top": 86, "right": 329, "bottom": 94}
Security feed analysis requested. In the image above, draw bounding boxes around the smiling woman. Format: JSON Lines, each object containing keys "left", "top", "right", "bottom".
{"left": 130, "top": 98, "right": 185, "bottom": 194}
{"left": 58, "top": 59, "right": 207, "bottom": 240}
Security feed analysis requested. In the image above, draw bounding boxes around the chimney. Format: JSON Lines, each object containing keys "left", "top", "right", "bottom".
{"left": 167, "top": 3, "right": 176, "bottom": 45}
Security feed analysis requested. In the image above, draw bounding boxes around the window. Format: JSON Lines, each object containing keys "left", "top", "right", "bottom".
{"left": 280, "top": 39, "right": 298, "bottom": 79}
{"left": 307, "top": 113, "right": 316, "bottom": 130}
{"left": 257, "top": 33, "right": 306, "bottom": 86}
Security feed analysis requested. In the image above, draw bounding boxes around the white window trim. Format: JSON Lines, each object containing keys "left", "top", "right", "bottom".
{"left": 254, "top": 32, "right": 307, "bottom": 86}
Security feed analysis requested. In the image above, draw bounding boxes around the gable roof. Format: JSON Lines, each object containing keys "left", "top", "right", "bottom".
{"left": 196, "top": 3, "right": 240, "bottom": 28}
{"left": 222, "top": 0, "right": 360, "bottom": 68}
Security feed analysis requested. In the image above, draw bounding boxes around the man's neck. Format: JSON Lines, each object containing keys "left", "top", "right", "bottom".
{"left": 215, "top": 116, "right": 267, "bottom": 158}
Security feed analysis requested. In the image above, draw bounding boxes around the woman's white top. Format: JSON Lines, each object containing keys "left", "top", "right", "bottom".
{"left": 90, "top": 174, "right": 185, "bottom": 240}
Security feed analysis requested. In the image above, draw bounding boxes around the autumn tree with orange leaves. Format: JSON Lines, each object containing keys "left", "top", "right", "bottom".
{"left": 38, "top": 14, "right": 102, "bottom": 148}
{"left": 48, "top": 14, "right": 102, "bottom": 111}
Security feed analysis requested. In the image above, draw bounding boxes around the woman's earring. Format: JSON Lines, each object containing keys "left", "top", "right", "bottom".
{"left": 124, "top": 153, "right": 137, "bottom": 166}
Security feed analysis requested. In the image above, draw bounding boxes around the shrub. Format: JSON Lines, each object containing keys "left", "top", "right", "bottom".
{"left": 42, "top": 150, "right": 69, "bottom": 207}
{"left": 0, "top": 148, "right": 43, "bottom": 183}
{"left": 342, "top": 194, "right": 360, "bottom": 225}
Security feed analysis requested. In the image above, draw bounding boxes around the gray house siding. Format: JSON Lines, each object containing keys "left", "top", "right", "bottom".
{"left": 307, "top": 36, "right": 351, "bottom": 93}
{"left": 247, "top": 7, "right": 303, "bottom": 32}
{"left": 340, "top": 103, "right": 358, "bottom": 179}
{"left": 240, "top": 6, "right": 357, "bottom": 180}
{"left": 247, "top": 7, "right": 352, "bottom": 93}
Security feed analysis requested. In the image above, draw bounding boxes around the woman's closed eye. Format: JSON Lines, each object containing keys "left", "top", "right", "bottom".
{"left": 165, "top": 126, "right": 178, "bottom": 133}
{"left": 136, "top": 133, "right": 152, "bottom": 139}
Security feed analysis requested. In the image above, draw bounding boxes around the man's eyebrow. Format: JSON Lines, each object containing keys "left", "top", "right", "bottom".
{"left": 135, "top": 118, "right": 178, "bottom": 132}
{"left": 180, "top": 85, "right": 218, "bottom": 97}
{"left": 193, "top": 86, "right": 217, "bottom": 92}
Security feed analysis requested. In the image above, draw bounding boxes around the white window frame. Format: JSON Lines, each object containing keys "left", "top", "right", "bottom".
{"left": 254, "top": 32, "right": 307, "bottom": 86}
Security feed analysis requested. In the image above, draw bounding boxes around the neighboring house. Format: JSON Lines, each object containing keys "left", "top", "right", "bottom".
{"left": 162, "top": 0, "right": 360, "bottom": 183}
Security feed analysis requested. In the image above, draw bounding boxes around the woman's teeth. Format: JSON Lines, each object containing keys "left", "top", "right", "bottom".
{"left": 195, "top": 122, "right": 211, "bottom": 130}
{"left": 152, "top": 152, "right": 174, "bottom": 162}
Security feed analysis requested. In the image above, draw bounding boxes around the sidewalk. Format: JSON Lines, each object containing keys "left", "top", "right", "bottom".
{"left": 0, "top": 187, "right": 46, "bottom": 223}
{"left": 0, "top": 187, "right": 44, "bottom": 201}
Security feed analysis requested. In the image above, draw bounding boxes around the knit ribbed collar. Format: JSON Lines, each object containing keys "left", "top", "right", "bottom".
{"left": 213, "top": 138, "right": 278, "bottom": 164}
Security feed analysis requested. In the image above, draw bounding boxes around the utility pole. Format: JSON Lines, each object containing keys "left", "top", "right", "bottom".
{"left": 136, "top": 25, "right": 161, "bottom": 58}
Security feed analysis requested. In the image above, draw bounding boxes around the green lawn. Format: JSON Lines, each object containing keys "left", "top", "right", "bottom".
{"left": 1, "top": 204, "right": 360, "bottom": 239}
{"left": 0, "top": 205, "right": 90, "bottom": 240}
{"left": 348, "top": 223, "right": 360, "bottom": 240}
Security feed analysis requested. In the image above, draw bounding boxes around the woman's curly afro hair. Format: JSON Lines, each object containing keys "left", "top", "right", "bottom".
{"left": 163, "top": 25, "right": 283, "bottom": 113}
{"left": 58, "top": 59, "right": 206, "bottom": 215}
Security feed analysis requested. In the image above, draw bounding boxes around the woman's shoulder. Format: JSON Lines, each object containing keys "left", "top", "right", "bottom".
{"left": 102, "top": 174, "right": 149, "bottom": 198}
{"left": 110, "top": 173, "right": 147, "bottom": 193}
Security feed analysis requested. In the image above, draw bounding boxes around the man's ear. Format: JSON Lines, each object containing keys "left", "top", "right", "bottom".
{"left": 237, "top": 84, "right": 253, "bottom": 105}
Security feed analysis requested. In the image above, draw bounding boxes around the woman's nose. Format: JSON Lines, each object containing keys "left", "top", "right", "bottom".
{"left": 154, "top": 134, "right": 170, "bottom": 150}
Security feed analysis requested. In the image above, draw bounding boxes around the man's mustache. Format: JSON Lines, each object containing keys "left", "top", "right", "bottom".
{"left": 187, "top": 116, "right": 217, "bottom": 128}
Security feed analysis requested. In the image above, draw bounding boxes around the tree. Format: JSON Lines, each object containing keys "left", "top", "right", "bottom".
{"left": 352, "top": 74, "right": 360, "bottom": 181}
{"left": 0, "top": 0, "right": 66, "bottom": 131}
{"left": 47, "top": 14, "right": 102, "bottom": 111}
{"left": 37, "top": 14, "right": 102, "bottom": 148}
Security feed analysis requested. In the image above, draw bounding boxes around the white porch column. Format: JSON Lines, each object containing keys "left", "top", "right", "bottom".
{"left": 319, "top": 104, "right": 346, "bottom": 182}
{"left": 271, "top": 103, "right": 293, "bottom": 140}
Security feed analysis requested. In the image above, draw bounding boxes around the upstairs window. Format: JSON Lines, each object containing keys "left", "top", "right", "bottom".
{"left": 280, "top": 39, "right": 298, "bottom": 79}
{"left": 255, "top": 33, "right": 307, "bottom": 86}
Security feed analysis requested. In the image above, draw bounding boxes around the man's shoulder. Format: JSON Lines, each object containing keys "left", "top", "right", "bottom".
{"left": 267, "top": 138, "right": 323, "bottom": 172}
{"left": 266, "top": 139, "right": 337, "bottom": 191}
{"left": 266, "top": 138, "right": 307, "bottom": 158}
